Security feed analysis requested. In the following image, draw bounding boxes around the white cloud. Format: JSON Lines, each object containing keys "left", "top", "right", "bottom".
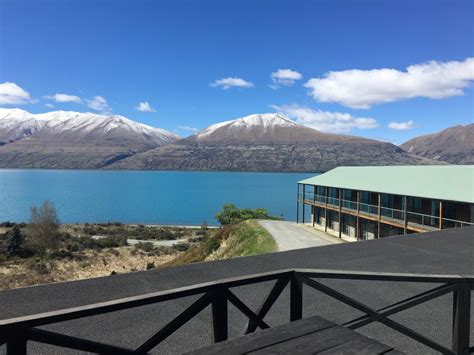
{"left": 388, "top": 120, "right": 414, "bottom": 130}
{"left": 210, "top": 77, "right": 254, "bottom": 90}
{"left": 304, "top": 58, "right": 474, "bottom": 109}
{"left": 136, "top": 101, "right": 156, "bottom": 112}
{"left": 44, "top": 93, "right": 82, "bottom": 103}
{"left": 0, "top": 82, "right": 33, "bottom": 105}
{"left": 270, "top": 69, "right": 302, "bottom": 89}
{"left": 87, "top": 96, "right": 111, "bottom": 113}
{"left": 177, "top": 125, "right": 199, "bottom": 132}
{"left": 45, "top": 103, "right": 55, "bottom": 108}
{"left": 271, "top": 104, "right": 378, "bottom": 133}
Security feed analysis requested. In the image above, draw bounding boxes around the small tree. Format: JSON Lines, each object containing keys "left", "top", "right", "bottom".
{"left": 25, "top": 201, "right": 61, "bottom": 255}
{"left": 215, "top": 204, "right": 240, "bottom": 225}
{"left": 7, "top": 225, "right": 24, "bottom": 257}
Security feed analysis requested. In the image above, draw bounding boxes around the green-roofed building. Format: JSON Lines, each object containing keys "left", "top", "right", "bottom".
{"left": 297, "top": 166, "right": 474, "bottom": 240}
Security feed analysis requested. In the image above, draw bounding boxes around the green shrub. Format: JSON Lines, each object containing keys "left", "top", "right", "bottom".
{"left": 215, "top": 204, "right": 281, "bottom": 225}
{"left": 173, "top": 242, "right": 190, "bottom": 252}
{"left": 134, "top": 242, "right": 154, "bottom": 252}
{"left": 6, "top": 225, "right": 25, "bottom": 257}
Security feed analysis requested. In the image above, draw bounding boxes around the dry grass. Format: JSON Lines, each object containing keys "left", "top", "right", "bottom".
{"left": 0, "top": 247, "right": 178, "bottom": 290}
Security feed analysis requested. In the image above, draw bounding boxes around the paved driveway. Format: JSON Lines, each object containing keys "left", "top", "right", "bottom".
{"left": 259, "top": 220, "right": 343, "bottom": 251}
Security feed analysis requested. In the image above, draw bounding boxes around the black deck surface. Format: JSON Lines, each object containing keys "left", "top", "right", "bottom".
{"left": 0, "top": 226, "right": 473, "bottom": 354}
{"left": 187, "top": 315, "right": 404, "bottom": 355}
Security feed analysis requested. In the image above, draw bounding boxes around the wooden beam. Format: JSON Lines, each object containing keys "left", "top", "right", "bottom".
{"left": 339, "top": 188, "right": 342, "bottom": 239}
{"left": 356, "top": 191, "right": 360, "bottom": 241}
{"left": 403, "top": 196, "right": 408, "bottom": 234}
{"left": 377, "top": 193, "right": 381, "bottom": 239}
{"left": 439, "top": 201, "right": 443, "bottom": 230}
{"left": 302, "top": 184, "right": 306, "bottom": 224}
{"left": 296, "top": 184, "right": 299, "bottom": 224}
{"left": 324, "top": 187, "right": 328, "bottom": 232}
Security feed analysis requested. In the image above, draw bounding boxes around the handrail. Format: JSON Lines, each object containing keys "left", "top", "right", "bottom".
{"left": 0, "top": 268, "right": 472, "bottom": 354}
{"left": 299, "top": 194, "right": 473, "bottom": 228}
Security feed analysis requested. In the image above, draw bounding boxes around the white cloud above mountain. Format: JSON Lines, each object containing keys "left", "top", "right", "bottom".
{"left": 177, "top": 125, "right": 199, "bottom": 132}
{"left": 388, "top": 120, "right": 414, "bottom": 130}
{"left": 44, "top": 93, "right": 82, "bottom": 103}
{"left": 136, "top": 101, "right": 156, "bottom": 112}
{"left": 210, "top": 77, "right": 254, "bottom": 90}
{"left": 272, "top": 104, "right": 378, "bottom": 133}
{"left": 270, "top": 69, "right": 302, "bottom": 89}
{"left": 87, "top": 96, "right": 111, "bottom": 113}
{"left": 305, "top": 57, "right": 474, "bottom": 109}
{"left": 0, "top": 82, "right": 34, "bottom": 105}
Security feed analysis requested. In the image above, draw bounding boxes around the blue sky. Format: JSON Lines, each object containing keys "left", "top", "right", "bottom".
{"left": 0, "top": 0, "right": 473, "bottom": 143}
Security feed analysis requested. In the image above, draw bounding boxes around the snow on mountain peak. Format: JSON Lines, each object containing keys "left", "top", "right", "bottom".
{"left": 0, "top": 108, "right": 179, "bottom": 144}
{"left": 195, "top": 113, "right": 297, "bottom": 139}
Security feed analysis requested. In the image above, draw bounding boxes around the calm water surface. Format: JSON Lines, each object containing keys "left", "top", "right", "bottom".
{"left": 0, "top": 170, "right": 314, "bottom": 225}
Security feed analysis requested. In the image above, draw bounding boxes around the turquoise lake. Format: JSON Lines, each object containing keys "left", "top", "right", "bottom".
{"left": 0, "top": 170, "right": 315, "bottom": 225}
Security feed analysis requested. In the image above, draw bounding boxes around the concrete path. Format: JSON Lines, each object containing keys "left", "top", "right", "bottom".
{"left": 91, "top": 235, "right": 189, "bottom": 247}
{"left": 258, "top": 220, "right": 343, "bottom": 251}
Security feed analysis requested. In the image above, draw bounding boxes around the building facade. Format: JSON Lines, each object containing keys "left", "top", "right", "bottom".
{"left": 297, "top": 166, "right": 474, "bottom": 240}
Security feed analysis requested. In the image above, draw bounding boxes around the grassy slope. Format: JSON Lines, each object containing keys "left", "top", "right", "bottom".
{"left": 164, "top": 220, "right": 277, "bottom": 267}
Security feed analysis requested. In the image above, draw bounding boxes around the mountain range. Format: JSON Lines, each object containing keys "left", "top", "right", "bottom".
{"left": 0, "top": 109, "right": 457, "bottom": 171}
{"left": 0, "top": 109, "right": 179, "bottom": 169}
{"left": 107, "top": 113, "right": 436, "bottom": 172}
{"left": 400, "top": 123, "right": 473, "bottom": 164}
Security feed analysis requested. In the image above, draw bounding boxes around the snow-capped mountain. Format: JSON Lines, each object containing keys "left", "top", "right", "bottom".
{"left": 193, "top": 113, "right": 297, "bottom": 140}
{"left": 0, "top": 108, "right": 179, "bottom": 146}
{"left": 108, "top": 113, "right": 439, "bottom": 172}
{"left": 185, "top": 113, "right": 374, "bottom": 145}
{"left": 0, "top": 108, "right": 180, "bottom": 169}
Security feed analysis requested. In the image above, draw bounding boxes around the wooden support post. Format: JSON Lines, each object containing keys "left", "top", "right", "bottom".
{"left": 312, "top": 186, "right": 316, "bottom": 227}
{"left": 403, "top": 196, "right": 408, "bottom": 234}
{"left": 296, "top": 184, "right": 299, "bottom": 224}
{"left": 7, "top": 333, "right": 27, "bottom": 355}
{"left": 290, "top": 273, "right": 303, "bottom": 322}
{"left": 338, "top": 188, "right": 342, "bottom": 238}
{"left": 439, "top": 201, "right": 443, "bottom": 230}
{"left": 302, "top": 184, "right": 306, "bottom": 224}
{"left": 212, "top": 288, "right": 228, "bottom": 343}
{"left": 377, "top": 193, "right": 381, "bottom": 239}
{"left": 452, "top": 283, "right": 471, "bottom": 354}
{"left": 356, "top": 191, "right": 360, "bottom": 241}
{"left": 324, "top": 187, "right": 328, "bottom": 232}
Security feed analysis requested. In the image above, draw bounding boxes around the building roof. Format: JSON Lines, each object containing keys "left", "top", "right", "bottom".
{"left": 298, "top": 165, "right": 474, "bottom": 203}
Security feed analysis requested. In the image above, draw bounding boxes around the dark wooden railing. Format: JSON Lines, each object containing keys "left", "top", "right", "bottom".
{"left": 0, "top": 269, "right": 472, "bottom": 354}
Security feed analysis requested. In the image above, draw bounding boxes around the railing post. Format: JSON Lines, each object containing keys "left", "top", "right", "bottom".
{"left": 7, "top": 331, "right": 27, "bottom": 355}
{"left": 439, "top": 201, "right": 443, "bottom": 229}
{"left": 324, "top": 187, "right": 328, "bottom": 233}
{"left": 403, "top": 196, "right": 408, "bottom": 234}
{"left": 338, "top": 188, "right": 342, "bottom": 238}
{"left": 212, "top": 287, "right": 228, "bottom": 343}
{"left": 296, "top": 183, "right": 300, "bottom": 224}
{"left": 302, "top": 184, "right": 306, "bottom": 224}
{"left": 290, "top": 272, "right": 303, "bottom": 322}
{"left": 452, "top": 282, "right": 471, "bottom": 354}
